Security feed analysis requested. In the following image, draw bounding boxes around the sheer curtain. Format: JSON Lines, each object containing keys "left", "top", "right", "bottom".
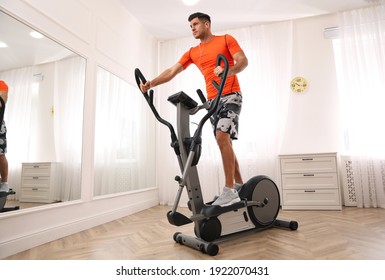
{"left": 93, "top": 67, "right": 156, "bottom": 197}
{"left": 0, "top": 57, "right": 85, "bottom": 202}
{"left": 0, "top": 67, "right": 34, "bottom": 199}
{"left": 334, "top": 3, "right": 385, "bottom": 208}
{"left": 157, "top": 21, "right": 293, "bottom": 205}
{"left": 53, "top": 56, "right": 86, "bottom": 201}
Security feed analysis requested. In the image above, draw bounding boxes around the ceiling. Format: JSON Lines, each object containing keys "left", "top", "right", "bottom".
{"left": 120, "top": 0, "right": 375, "bottom": 41}
{"left": 0, "top": 0, "right": 377, "bottom": 73}
{"left": 0, "top": 10, "right": 74, "bottom": 72}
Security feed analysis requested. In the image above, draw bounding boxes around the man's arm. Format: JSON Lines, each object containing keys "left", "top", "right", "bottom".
{"left": 140, "top": 63, "right": 184, "bottom": 92}
{"left": 229, "top": 50, "right": 248, "bottom": 76}
{"left": 213, "top": 50, "right": 248, "bottom": 77}
{"left": 0, "top": 91, "right": 7, "bottom": 108}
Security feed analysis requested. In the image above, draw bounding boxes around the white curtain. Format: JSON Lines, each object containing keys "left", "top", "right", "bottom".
{"left": 53, "top": 56, "right": 86, "bottom": 201}
{"left": 0, "top": 67, "right": 34, "bottom": 199}
{"left": 335, "top": 3, "right": 385, "bottom": 208}
{"left": 157, "top": 21, "right": 293, "bottom": 205}
{"left": 93, "top": 67, "right": 156, "bottom": 197}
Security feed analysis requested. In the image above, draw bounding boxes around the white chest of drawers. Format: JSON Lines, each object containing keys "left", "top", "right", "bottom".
{"left": 279, "top": 153, "right": 341, "bottom": 210}
{"left": 20, "top": 162, "right": 61, "bottom": 203}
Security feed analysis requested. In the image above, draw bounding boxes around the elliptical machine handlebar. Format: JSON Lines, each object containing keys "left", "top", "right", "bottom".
{"left": 134, "top": 68, "right": 180, "bottom": 155}
{"left": 196, "top": 89, "right": 206, "bottom": 104}
{"left": 134, "top": 54, "right": 229, "bottom": 155}
{"left": 0, "top": 96, "right": 5, "bottom": 125}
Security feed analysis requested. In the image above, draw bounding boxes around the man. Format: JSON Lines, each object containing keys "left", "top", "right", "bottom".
{"left": 0, "top": 80, "right": 9, "bottom": 194}
{"left": 141, "top": 12, "right": 248, "bottom": 206}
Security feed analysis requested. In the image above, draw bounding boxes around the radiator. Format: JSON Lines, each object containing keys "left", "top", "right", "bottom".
{"left": 340, "top": 156, "right": 357, "bottom": 206}
{"left": 340, "top": 155, "right": 385, "bottom": 207}
{"left": 116, "top": 163, "right": 135, "bottom": 192}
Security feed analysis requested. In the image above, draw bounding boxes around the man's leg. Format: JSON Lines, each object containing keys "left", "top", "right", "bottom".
{"left": 216, "top": 131, "right": 235, "bottom": 188}
{"left": 0, "top": 154, "right": 8, "bottom": 181}
{"left": 232, "top": 142, "right": 243, "bottom": 185}
{"left": 0, "top": 120, "right": 8, "bottom": 192}
{"left": 0, "top": 154, "right": 9, "bottom": 192}
{"left": 211, "top": 92, "right": 243, "bottom": 206}
{"left": 212, "top": 131, "right": 241, "bottom": 206}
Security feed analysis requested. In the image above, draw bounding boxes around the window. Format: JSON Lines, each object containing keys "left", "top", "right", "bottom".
{"left": 332, "top": 21, "right": 385, "bottom": 156}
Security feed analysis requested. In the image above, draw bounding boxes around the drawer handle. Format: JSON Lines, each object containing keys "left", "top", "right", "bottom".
{"left": 33, "top": 165, "right": 40, "bottom": 168}
{"left": 302, "top": 158, "right": 313, "bottom": 161}
{"left": 304, "top": 190, "right": 316, "bottom": 193}
{"left": 32, "top": 188, "right": 39, "bottom": 191}
{"left": 33, "top": 176, "right": 39, "bottom": 179}
{"left": 303, "top": 174, "right": 315, "bottom": 177}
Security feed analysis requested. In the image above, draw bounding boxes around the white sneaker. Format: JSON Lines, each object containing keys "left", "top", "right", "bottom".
{"left": 212, "top": 183, "right": 242, "bottom": 201}
{"left": 212, "top": 186, "right": 241, "bottom": 207}
{"left": 0, "top": 182, "right": 9, "bottom": 193}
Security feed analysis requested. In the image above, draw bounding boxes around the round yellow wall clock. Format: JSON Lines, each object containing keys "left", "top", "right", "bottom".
{"left": 290, "top": 76, "right": 308, "bottom": 93}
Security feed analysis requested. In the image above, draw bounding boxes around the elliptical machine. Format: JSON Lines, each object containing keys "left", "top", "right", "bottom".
{"left": 0, "top": 190, "right": 18, "bottom": 213}
{"left": 135, "top": 54, "right": 298, "bottom": 256}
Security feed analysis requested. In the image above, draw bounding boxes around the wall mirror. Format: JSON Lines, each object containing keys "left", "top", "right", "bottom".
{"left": 93, "top": 67, "right": 156, "bottom": 197}
{"left": 0, "top": 10, "right": 85, "bottom": 213}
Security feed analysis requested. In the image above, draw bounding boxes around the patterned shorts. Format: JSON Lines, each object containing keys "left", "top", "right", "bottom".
{"left": 209, "top": 92, "right": 242, "bottom": 140}
{"left": 0, "top": 121, "right": 7, "bottom": 155}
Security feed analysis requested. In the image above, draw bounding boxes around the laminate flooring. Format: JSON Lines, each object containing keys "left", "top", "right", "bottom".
{"left": 3, "top": 205, "right": 385, "bottom": 260}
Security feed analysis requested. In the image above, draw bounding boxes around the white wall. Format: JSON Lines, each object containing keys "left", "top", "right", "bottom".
{"left": 0, "top": 0, "right": 159, "bottom": 259}
{"left": 29, "top": 63, "right": 56, "bottom": 162}
{"left": 281, "top": 14, "right": 343, "bottom": 155}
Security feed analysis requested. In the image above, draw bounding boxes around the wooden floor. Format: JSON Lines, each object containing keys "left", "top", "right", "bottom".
{"left": 3, "top": 205, "right": 385, "bottom": 260}
{"left": 3, "top": 200, "right": 46, "bottom": 210}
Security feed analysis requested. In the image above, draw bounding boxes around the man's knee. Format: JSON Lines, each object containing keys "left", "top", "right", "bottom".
{"left": 0, "top": 154, "right": 5, "bottom": 164}
{"left": 216, "top": 131, "right": 231, "bottom": 149}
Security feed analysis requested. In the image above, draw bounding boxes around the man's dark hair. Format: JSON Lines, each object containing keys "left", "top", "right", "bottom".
{"left": 188, "top": 12, "right": 211, "bottom": 23}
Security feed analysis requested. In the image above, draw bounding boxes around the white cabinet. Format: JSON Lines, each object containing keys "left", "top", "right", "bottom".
{"left": 279, "top": 153, "right": 341, "bottom": 210}
{"left": 20, "top": 162, "right": 61, "bottom": 203}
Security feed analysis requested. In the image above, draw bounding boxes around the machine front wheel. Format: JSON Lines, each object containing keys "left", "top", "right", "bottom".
{"left": 199, "top": 217, "right": 222, "bottom": 242}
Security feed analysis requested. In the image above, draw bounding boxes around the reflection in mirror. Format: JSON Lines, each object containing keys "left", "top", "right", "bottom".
{"left": 94, "top": 67, "right": 156, "bottom": 196}
{"left": 0, "top": 10, "right": 86, "bottom": 213}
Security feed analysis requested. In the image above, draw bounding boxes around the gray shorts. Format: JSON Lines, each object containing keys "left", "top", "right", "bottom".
{"left": 0, "top": 121, "right": 7, "bottom": 155}
{"left": 209, "top": 92, "right": 242, "bottom": 140}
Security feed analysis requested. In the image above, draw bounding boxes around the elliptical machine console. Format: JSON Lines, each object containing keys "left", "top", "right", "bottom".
{"left": 135, "top": 54, "right": 298, "bottom": 256}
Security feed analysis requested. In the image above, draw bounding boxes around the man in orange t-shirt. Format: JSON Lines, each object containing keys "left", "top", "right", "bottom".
{"left": 141, "top": 12, "right": 248, "bottom": 206}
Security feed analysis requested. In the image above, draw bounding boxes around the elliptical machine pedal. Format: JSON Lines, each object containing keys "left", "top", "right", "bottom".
{"left": 1, "top": 189, "right": 19, "bottom": 213}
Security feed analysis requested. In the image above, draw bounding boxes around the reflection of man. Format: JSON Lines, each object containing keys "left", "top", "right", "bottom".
{"left": 0, "top": 80, "right": 10, "bottom": 193}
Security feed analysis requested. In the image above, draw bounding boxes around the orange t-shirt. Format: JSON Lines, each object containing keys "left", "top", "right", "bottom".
{"left": 0, "top": 80, "right": 8, "bottom": 92}
{"left": 178, "top": 34, "right": 242, "bottom": 100}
